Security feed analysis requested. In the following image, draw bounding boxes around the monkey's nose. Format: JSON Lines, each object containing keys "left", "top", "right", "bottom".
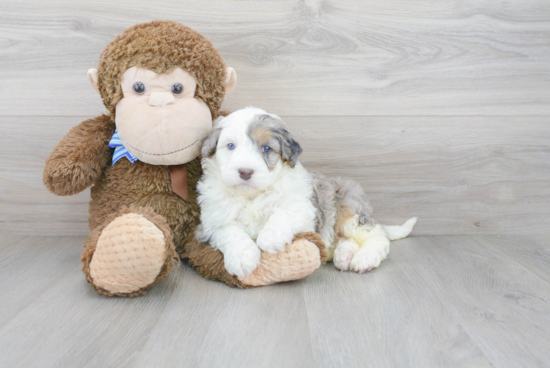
{"left": 149, "top": 92, "right": 175, "bottom": 107}
{"left": 238, "top": 168, "right": 254, "bottom": 181}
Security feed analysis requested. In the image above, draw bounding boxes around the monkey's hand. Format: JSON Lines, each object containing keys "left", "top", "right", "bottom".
{"left": 43, "top": 114, "right": 115, "bottom": 196}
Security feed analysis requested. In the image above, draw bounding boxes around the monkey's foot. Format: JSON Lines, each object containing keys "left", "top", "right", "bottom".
{"left": 82, "top": 206, "right": 177, "bottom": 297}
{"left": 240, "top": 232, "right": 326, "bottom": 287}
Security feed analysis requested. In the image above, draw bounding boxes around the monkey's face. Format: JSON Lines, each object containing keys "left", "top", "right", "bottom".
{"left": 88, "top": 21, "right": 238, "bottom": 166}
{"left": 113, "top": 66, "right": 212, "bottom": 165}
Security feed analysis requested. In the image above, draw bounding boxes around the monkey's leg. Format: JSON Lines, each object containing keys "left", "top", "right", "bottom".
{"left": 181, "top": 232, "right": 326, "bottom": 288}
{"left": 81, "top": 206, "right": 178, "bottom": 297}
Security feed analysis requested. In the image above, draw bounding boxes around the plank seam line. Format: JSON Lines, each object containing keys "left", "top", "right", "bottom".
{"left": 2, "top": 115, "right": 550, "bottom": 118}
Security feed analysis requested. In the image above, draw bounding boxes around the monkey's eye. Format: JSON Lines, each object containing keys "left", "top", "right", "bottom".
{"left": 262, "top": 146, "right": 272, "bottom": 153}
{"left": 227, "top": 143, "right": 236, "bottom": 150}
{"left": 133, "top": 82, "right": 145, "bottom": 94}
{"left": 171, "top": 83, "right": 183, "bottom": 95}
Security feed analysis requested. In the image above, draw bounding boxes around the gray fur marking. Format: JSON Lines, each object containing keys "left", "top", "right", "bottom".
{"left": 310, "top": 172, "right": 376, "bottom": 234}
{"left": 247, "top": 114, "right": 302, "bottom": 168}
{"left": 201, "top": 126, "right": 223, "bottom": 158}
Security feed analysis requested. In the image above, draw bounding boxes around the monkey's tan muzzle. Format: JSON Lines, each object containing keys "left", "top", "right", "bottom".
{"left": 148, "top": 92, "right": 175, "bottom": 107}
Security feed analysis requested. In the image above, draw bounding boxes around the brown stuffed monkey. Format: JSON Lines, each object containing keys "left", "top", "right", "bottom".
{"left": 43, "top": 21, "right": 325, "bottom": 297}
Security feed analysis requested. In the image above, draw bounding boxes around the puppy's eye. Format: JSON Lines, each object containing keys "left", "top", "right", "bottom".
{"left": 262, "top": 146, "right": 272, "bottom": 153}
{"left": 227, "top": 143, "right": 236, "bottom": 150}
{"left": 133, "top": 82, "right": 145, "bottom": 94}
{"left": 171, "top": 83, "right": 183, "bottom": 95}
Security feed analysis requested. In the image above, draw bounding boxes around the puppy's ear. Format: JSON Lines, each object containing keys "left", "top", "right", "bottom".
{"left": 212, "top": 115, "right": 225, "bottom": 127}
{"left": 201, "top": 126, "right": 223, "bottom": 158}
{"left": 279, "top": 128, "right": 302, "bottom": 168}
{"left": 258, "top": 114, "right": 303, "bottom": 168}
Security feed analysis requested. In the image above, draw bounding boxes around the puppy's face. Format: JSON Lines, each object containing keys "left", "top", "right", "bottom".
{"left": 201, "top": 107, "right": 302, "bottom": 192}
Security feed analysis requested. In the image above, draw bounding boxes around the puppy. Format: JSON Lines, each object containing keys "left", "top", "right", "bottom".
{"left": 196, "top": 107, "right": 417, "bottom": 278}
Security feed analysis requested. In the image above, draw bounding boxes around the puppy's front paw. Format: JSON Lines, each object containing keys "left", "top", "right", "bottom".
{"left": 224, "top": 241, "right": 262, "bottom": 279}
{"left": 256, "top": 227, "right": 294, "bottom": 254}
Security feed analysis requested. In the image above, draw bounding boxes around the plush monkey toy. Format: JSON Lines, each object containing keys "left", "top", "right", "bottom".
{"left": 43, "top": 21, "right": 325, "bottom": 297}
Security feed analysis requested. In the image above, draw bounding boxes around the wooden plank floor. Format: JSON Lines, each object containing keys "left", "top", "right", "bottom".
{"left": 1, "top": 235, "right": 549, "bottom": 368}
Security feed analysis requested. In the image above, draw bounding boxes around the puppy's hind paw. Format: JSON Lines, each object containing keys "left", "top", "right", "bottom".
{"left": 333, "top": 242, "right": 356, "bottom": 271}
{"left": 349, "top": 251, "right": 385, "bottom": 274}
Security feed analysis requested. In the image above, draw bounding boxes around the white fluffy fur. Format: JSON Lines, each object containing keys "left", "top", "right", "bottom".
{"left": 197, "top": 107, "right": 416, "bottom": 278}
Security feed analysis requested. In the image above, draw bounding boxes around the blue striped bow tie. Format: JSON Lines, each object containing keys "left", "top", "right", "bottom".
{"left": 108, "top": 130, "right": 139, "bottom": 164}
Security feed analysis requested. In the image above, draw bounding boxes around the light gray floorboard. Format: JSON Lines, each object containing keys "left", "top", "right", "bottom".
{"left": 303, "top": 254, "right": 492, "bottom": 367}
{"left": 0, "top": 235, "right": 30, "bottom": 256}
{"left": 133, "top": 266, "right": 314, "bottom": 368}
{"left": 475, "top": 235, "right": 550, "bottom": 284}
{"left": 1, "top": 235, "right": 550, "bottom": 368}
{"left": 0, "top": 247, "right": 183, "bottom": 368}
{"left": 0, "top": 236, "right": 82, "bottom": 326}
{"left": 391, "top": 236, "right": 550, "bottom": 367}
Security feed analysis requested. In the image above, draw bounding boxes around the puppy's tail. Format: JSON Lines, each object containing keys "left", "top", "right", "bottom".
{"left": 382, "top": 217, "right": 417, "bottom": 241}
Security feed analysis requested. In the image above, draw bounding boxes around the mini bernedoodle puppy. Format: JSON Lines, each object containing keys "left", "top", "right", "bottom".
{"left": 196, "top": 107, "right": 417, "bottom": 278}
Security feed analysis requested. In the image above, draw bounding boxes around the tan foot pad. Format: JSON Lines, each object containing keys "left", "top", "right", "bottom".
{"left": 89, "top": 213, "right": 167, "bottom": 294}
{"left": 240, "top": 238, "right": 321, "bottom": 287}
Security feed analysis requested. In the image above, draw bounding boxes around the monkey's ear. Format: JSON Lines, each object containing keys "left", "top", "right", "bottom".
{"left": 225, "top": 67, "right": 237, "bottom": 94}
{"left": 87, "top": 68, "right": 100, "bottom": 94}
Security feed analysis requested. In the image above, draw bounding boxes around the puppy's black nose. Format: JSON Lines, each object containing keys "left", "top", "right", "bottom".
{"left": 238, "top": 168, "right": 254, "bottom": 181}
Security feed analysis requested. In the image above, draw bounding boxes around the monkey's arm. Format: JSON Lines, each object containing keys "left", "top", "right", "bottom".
{"left": 43, "top": 114, "right": 115, "bottom": 196}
